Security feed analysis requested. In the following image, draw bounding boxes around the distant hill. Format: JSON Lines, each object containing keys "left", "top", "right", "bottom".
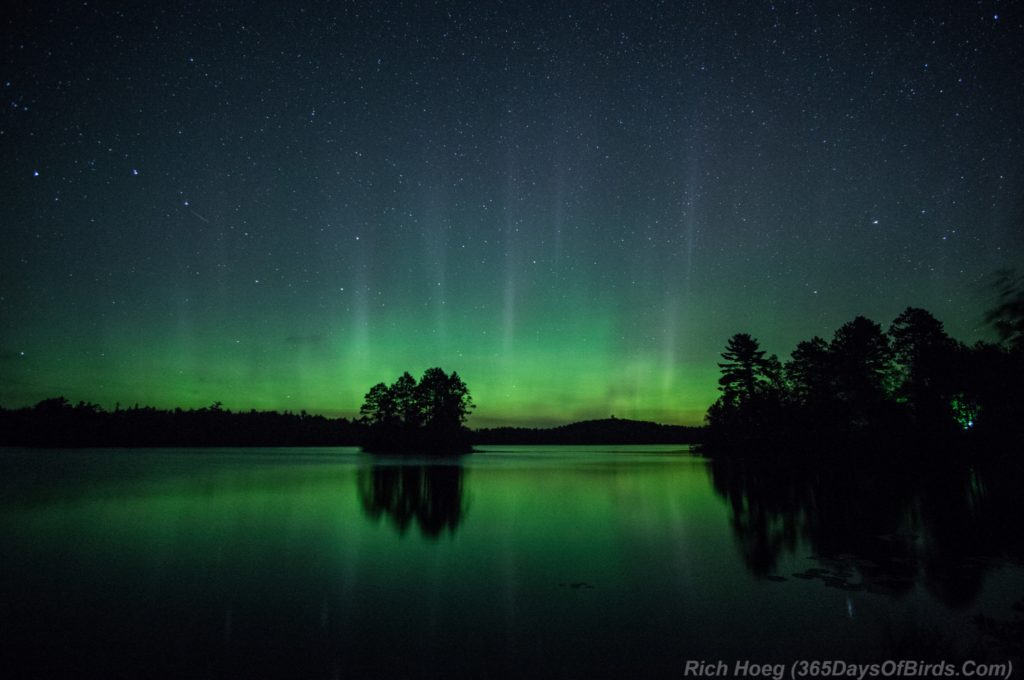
{"left": 473, "top": 418, "right": 704, "bottom": 445}
{"left": 1, "top": 399, "right": 703, "bottom": 448}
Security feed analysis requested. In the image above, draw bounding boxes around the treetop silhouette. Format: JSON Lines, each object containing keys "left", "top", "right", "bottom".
{"left": 359, "top": 367, "right": 475, "bottom": 454}
{"left": 705, "top": 305, "right": 1024, "bottom": 454}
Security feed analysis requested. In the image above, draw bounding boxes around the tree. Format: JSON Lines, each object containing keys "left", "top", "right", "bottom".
{"left": 828, "top": 316, "right": 893, "bottom": 421}
{"left": 785, "top": 337, "right": 832, "bottom": 408}
{"left": 417, "top": 367, "right": 474, "bottom": 431}
{"left": 358, "top": 368, "right": 475, "bottom": 453}
{"left": 359, "top": 382, "right": 398, "bottom": 427}
{"left": 392, "top": 371, "right": 423, "bottom": 429}
{"left": 717, "top": 333, "right": 773, "bottom": 409}
{"left": 708, "top": 334, "right": 782, "bottom": 434}
{"left": 888, "top": 307, "right": 959, "bottom": 426}
{"left": 702, "top": 307, "right": 1023, "bottom": 454}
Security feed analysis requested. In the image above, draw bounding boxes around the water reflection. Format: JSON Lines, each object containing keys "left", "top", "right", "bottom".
{"left": 708, "top": 455, "right": 1024, "bottom": 610}
{"left": 2, "top": 448, "right": 1022, "bottom": 674}
{"left": 357, "top": 462, "right": 467, "bottom": 538}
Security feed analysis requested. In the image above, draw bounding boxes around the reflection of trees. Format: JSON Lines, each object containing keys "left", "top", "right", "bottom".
{"left": 709, "top": 456, "right": 1024, "bottom": 608}
{"left": 708, "top": 457, "right": 804, "bottom": 577}
{"left": 357, "top": 464, "right": 467, "bottom": 538}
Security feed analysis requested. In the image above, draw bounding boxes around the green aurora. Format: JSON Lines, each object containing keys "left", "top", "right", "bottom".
{"left": 2, "top": 2, "right": 1020, "bottom": 426}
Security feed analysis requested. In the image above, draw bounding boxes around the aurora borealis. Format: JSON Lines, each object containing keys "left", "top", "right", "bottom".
{"left": 2, "top": 2, "right": 1021, "bottom": 426}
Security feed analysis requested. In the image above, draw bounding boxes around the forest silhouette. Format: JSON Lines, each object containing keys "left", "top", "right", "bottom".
{"left": 0, "top": 398, "right": 361, "bottom": 448}
{"left": 704, "top": 300, "right": 1024, "bottom": 456}
{"left": 2, "top": 271, "right": 1021, "bottom": 452}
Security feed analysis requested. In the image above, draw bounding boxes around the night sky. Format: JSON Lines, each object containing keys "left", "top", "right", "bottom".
{"left": 2, "top": 1, "right": 1021, "bottom": 426}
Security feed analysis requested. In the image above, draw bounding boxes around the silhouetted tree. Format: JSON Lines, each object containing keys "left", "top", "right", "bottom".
{"left": 360, "top": 382, "right": 399, "bottom": 427}
{"left": 707, "top": 333, "right": 783, "bottom": 437}
{"left": 785, "top": 337, "right": 832, "bottom": 409}
{"left": 703, "top": 305, "right": 1023, "bottom": 455}
{"left": 417, "top": 367, "right": 474, "bottom": 431}
{"left": 762, "top": 353, "right": 786, "bottom": 400}
{"left": 828, "top": 316, "right": 893, "bottom": 428}
{"left": 393, "top": 371, "right": 423, "bottom": 429}
{"left": 716, "top": 334, "right": 777, "bottom": 408}
{"left": 359, "top": 368, "right": 475, "bottom": 454}
{"left": 889, "top": 307, "right": 960, "bottom": 429}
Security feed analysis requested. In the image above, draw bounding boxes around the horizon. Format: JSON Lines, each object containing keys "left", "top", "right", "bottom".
{"left": 0, "top": 295, "right": 999, "bottom": 430}
{"left": 2, "top": 2, "right": 1020, "bottom": 428}
{"left": 0, "top": 296, "right": 1006, "bottom": 428}
{"left": 0, "top": 393, "right": 706, "bottom": 431}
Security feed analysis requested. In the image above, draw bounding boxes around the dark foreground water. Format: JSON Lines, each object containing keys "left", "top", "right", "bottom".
{"left": 1, "top": 446, "right": 1022, "bottom": 678}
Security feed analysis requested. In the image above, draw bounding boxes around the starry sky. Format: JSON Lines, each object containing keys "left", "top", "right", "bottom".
{"left": 2, "top": 1, "right": 1021, "bottom": 427}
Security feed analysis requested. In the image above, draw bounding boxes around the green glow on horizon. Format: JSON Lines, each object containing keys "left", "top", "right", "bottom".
{"left": 0, "top": 286, "right": 721, "bottom": 425}
{"left": 0, "top": 259, "right": 1001, "bottom": 427}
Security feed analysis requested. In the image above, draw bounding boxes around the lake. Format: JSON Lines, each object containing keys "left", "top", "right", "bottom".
{"left": 1, "top": 446, "right": 1021, "bottom": 678}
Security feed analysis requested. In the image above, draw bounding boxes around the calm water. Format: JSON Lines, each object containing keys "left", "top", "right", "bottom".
{"left": 1, "top": 446, "right": 1021, "bottom": 678}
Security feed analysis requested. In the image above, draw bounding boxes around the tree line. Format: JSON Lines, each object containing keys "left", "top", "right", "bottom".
{"left": 0, "top": 367, "right": 475, "bottom": 451}
{"left": 0, "top": 398, "right": 362, "bottom": 448}
{"left": 705, "top": 302, "right": 1024, "bottom": 455}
